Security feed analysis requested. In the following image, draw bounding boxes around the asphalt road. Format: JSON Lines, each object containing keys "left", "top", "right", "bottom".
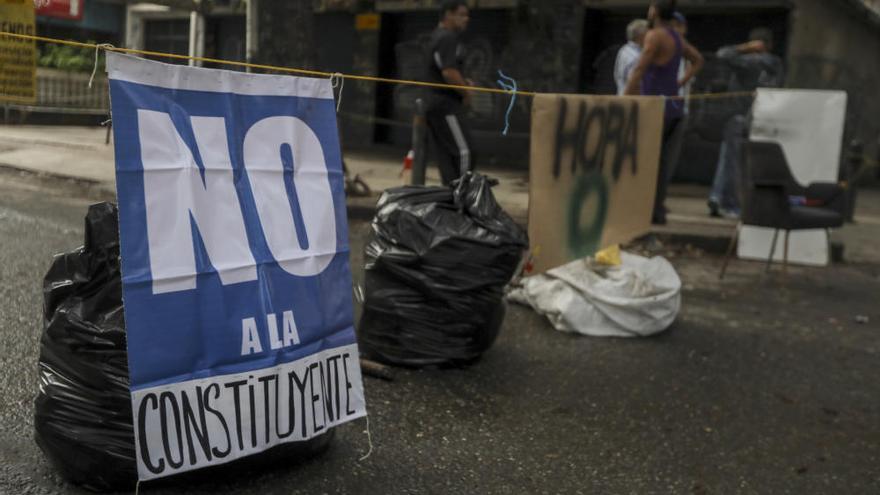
{"left": 1, "top": 169, "right": 879, "bottom": 494}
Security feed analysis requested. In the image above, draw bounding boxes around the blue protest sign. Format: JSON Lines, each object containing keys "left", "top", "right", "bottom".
{"left": 107, "top": 53, "right": 366, "bottom": 480}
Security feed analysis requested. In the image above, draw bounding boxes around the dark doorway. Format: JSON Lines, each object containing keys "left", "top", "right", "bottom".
{"left": 374, "top": 9, "right": 520, "bottom": 166}
{"left": 580, "top": 6, "right": 791, "bottom": 184}
{"left": 143, "top": 18, "right": 190, "bottom": 65}
{"left": 204, "top": 15, "right": 246, "bottom": 70}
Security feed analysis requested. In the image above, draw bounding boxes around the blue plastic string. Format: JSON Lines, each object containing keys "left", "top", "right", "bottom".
{"left": 496, "top": 70, "right": 517, "bottom": 136}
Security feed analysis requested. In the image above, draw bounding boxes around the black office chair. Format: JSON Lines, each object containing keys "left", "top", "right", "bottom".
{"left": 719, "top": 141, "right": 846, "bottom": 278}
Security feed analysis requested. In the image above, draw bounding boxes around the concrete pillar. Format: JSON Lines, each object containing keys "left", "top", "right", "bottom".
{"left": 500, "top": 0, "right": 585, "bottom": 94}
{"left": 188, "top": 10, "right": 205, "bottom": 67}
{"left": 253, "top": 1, "right": 316, "bottom": 69}
{"left": 245, "top": 0, "right": 257, "bottom": 71}
{"left": 346, "top": 12, "right": 381, "bottom": 147}
{"left": 787, "top": 0, "right": 880, "bottom": 160}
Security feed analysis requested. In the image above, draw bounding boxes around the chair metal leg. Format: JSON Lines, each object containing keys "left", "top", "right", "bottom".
{"left": 826, "top": 228, "right": 833, "bottom": 265}
{"left": 719, "top": 222, "right": 742, "bottom": 280}
{"left": 765, "top": 228, "right": 779, "bottom": 273}
{"left": 783, "top": 230, "right": 790, "bottom": 276}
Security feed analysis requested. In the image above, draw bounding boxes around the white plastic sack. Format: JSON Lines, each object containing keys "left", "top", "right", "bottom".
{"left": 508, "top": 252, "right": 681, "bottom": 337}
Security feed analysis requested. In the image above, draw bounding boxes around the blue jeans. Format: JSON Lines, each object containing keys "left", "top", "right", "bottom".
{"left": 709, "top": 115, "right": 747, "bottom": 214}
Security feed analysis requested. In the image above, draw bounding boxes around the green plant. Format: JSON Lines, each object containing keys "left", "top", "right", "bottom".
{"left": 38, "top": 41, "right": 104, "bottom": 72}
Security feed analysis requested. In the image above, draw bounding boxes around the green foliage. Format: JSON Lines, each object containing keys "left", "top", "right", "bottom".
{"left": 38, "top": 42, "right": 104, "bottom": 73}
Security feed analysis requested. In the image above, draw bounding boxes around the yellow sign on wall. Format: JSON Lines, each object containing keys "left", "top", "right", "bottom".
{"left": 355, "top": 13, "right": 381, "bottom": 31}
{"left": 0, "top": 0, "right": 37, "bottom": 103}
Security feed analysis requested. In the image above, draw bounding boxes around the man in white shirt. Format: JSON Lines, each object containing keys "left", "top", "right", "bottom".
{"left": 614, "top": 19, "right": 649, "bottom": 95}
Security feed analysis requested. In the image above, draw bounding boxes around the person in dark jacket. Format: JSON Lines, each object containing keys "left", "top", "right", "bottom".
{"left": 423, "top": 0, "right": 475, "bottom": 185}
{"left": 708, "top": 28, "right": 784, "bottom": 218}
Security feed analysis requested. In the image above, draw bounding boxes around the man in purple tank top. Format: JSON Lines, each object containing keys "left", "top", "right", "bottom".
{"left": 624, "top": 0, "right": 703, "bottom": 224}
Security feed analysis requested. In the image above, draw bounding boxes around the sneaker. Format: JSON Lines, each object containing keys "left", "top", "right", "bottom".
{"left": 708, "top": 199, "right": 721, "bottom": 218}
{"left": 720, "top": 208, "right": 740, "bottom": 220}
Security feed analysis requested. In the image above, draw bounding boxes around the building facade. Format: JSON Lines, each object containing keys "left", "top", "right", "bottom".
{"left": 251, "top": 0, "right": 877, "bottom": 179}
{"left": 26, "top": 1, "right": 879, "bottom": 181}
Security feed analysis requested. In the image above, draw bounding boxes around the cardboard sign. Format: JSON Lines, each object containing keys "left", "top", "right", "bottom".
{"left": 107, "top": 52, "right": 366, "bottom": 481}
{"left": 528, "top": 94, "right": 664, "bottom": 273}
{"left": 0, "top": 0, "right": 36, "bottom": 103}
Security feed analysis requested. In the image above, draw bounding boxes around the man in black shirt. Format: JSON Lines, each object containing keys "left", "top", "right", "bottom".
{"left": 423, "top": 0, "right": 474, "bottom": 185}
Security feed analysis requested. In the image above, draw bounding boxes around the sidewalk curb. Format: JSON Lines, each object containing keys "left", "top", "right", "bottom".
{"left": 648, "top": 231, "right": 732, "bottom": 255}
{"left": 347, "top": 205, "right": 376, "bottom": 221}
{"left": 0, "top": 163, "right": 117, "bottom": 200}
{"left": 0, "top": 161, "right": 382, "bottom": 221}
{"left": 345, "top": 197, "right": 847, "bottom": 263}
{"left": 0, "top": 161, "right": 848, "bottom": 263}
{"left": 646, "top": 230, "right": 845, "bottom": 262}
{"left": 345, "top": 192, "right": 735, "bottom": 255}
{"left": 0, "top": 136, "right": 109, "bottom": 152}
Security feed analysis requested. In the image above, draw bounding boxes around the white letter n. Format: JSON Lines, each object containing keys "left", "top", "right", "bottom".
{"left": 137, "top": 110, "right": 257, "bottom": 294}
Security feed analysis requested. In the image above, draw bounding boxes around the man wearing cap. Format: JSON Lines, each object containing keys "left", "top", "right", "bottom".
{"left": 707, "top": 27, "right": 784, "bottom": 218}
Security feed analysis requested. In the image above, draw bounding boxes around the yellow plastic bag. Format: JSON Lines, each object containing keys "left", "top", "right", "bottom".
{"left": 594, "top": 244, "right": 622, "bottom": 266}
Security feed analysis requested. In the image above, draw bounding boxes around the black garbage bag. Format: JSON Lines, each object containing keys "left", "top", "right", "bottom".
{"left": 358, "top": 173, "right": 528, "bottom": 367}
{"left": 35, "top": 202, "right": 135, "bottom": 491}
{"left": 35, "top": 203, "right": 333, "bottom": 492}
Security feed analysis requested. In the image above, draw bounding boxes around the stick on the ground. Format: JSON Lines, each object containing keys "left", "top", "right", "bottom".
{"left": 360, "top": 358, "right": 393, "bottom": 381}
